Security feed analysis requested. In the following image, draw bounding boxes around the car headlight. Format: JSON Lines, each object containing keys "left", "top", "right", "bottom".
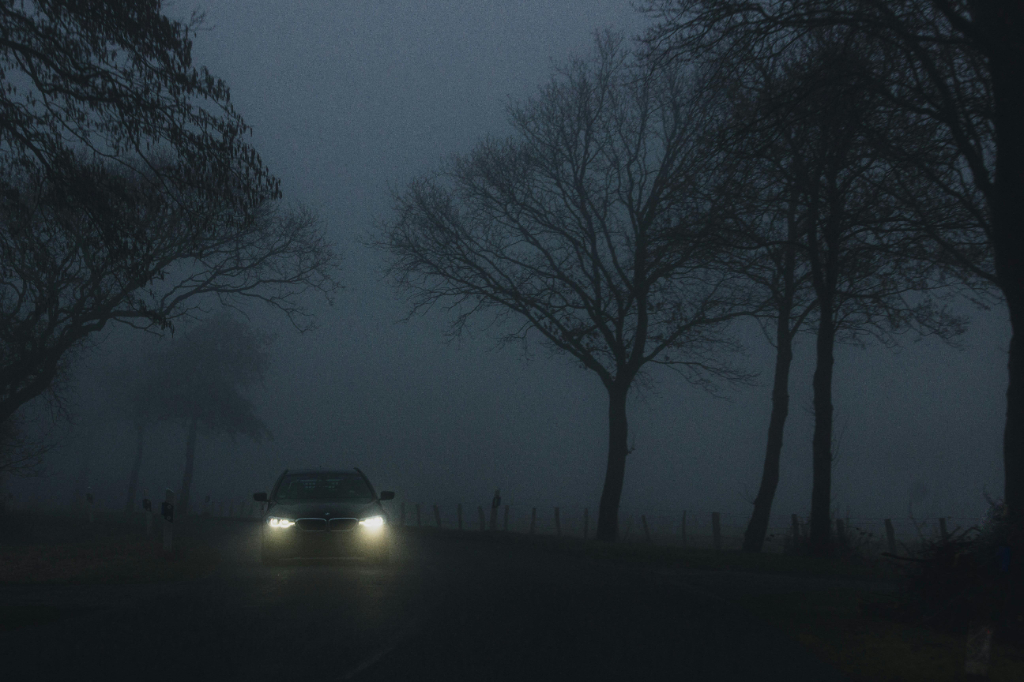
{"left": 359, "top": 515, "right": 384, "bottom": 530}
{"left": 268, "top": 517, "right": 295, "bottom": 528}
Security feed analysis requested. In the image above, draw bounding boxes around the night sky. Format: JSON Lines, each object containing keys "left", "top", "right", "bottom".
{"left": 14, "top": 1, "right": 1008, "bottom": 534}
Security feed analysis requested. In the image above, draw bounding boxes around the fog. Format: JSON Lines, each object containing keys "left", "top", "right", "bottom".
{"left": 6, "top": 0, "right": 1007, "bottom": 529}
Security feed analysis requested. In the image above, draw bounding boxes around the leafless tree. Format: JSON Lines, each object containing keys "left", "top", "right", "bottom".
{"left": 380, "top": 34, "right": 752, "bottom": 541}
{"left": 641, "top": 0, "right": 1023, "bottom": 554}
{"left": 0, "top": 161, "right": 340, "bottom": 428}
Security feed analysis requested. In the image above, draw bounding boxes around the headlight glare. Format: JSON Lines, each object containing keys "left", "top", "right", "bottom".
{"left": 268, "top": 517, "right": 294, "bottom": 528}
{"left": 359, "top": 515, "right": 384, "bottom": 529}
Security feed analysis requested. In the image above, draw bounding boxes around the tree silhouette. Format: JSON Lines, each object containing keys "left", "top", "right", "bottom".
{"left": 146, "top": 316, "right": 272, "bottom": 516}
{"left": 641, "top": 0, "right": 1024, "bottom": 561}
{"left": 381, "top": 34, "right": 751, "bottom": 541}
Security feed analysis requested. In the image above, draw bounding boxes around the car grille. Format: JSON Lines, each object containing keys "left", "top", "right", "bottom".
{"left": 296, "top": 518, "right": 327, "bottom": 531}
{"left": 329, "top": 518, "right": 358, "bottom": 531}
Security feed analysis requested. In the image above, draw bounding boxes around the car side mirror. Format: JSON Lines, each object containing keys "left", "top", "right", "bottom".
{"left": 379, "top": 491, "right": 395, "bottom": 501}
{"left": 253, "top": 492, "right": 268, "bottom": 502}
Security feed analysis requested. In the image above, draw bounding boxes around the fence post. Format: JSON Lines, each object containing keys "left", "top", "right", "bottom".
{"left": 554, "top": 507, "right": 561, "bottom": 537}
{"left": 478, "top": 506, "right": 485, "bottom": 531}
{"left": 457, "top": 503, "right": 463, "bottom": 531}
{"left": 433, "top": 504, "right": 442, "bottom": 529}
{"left": 711, "top": 512, "right": 721, "bottom": 551}
{"left": 400, "top": 502, "right": 406, "bottom": 526}
{"left": 416, "top": 503, "right": 422, "bottom": 527}
{"left": 681, "top": 511, "right": 687, "bottom": 547}
{"left": 884, "top": 519, "right": 897, "bottom": 555}
{"left": 939, "top": 517, "right": 949, "bottom": 541}
{"left": 583, "top": 508, "right": 589, "bottom": 540}
{"left": 641, "top": 515, "right": 652, "bottom": 543}
{"left": 503, "top": 504, "right": 509, "bottom": 532}
{"left": 530, "top": 507, "right": 537, "bottom": 535}
{"left": 162, "top": 488, "right": 174, "bottom": 553}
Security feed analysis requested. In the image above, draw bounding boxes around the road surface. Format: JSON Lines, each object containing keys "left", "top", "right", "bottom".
{"left": 1, "top": 520, "right": 848, "bottom": 680}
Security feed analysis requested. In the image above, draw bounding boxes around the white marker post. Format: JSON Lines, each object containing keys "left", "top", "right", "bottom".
{"left": 162, "top": 488, "right": 174, "bottom": 554}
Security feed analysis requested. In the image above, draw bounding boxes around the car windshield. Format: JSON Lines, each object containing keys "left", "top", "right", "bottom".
{"left": 274, "top": 473, "right": 373, "bottom": 502}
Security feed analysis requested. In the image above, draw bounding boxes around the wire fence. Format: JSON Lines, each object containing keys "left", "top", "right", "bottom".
{"left": 390, "top": 499, "right": 988, "bottom": 554}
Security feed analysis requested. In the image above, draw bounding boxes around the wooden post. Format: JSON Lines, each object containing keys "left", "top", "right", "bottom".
{"left": 939, "top": 517, "right": 949, "bottom": 541}
{"left": 790, "top": 514, "right": 800, "bottom": 547}
{"left": 433, "top": 504, "right": 442, "bottom": 528}
{"left": 399, "top": 502, "right": 406, "bottom": 526}
{"left": 457, "top": 503, "right": 463, "bottom": 531}
{"left": 711, "top": 512, "right": 721, "bottom": 551}
{"left": 530, "top": 507, "right": 537, "bottom": 535}
{"left": 641, "top": 515, "right": 651, "bottom": 543}
{"left": 503, "top": 504, "right": 509, "bottom": 532}
{"left": 478, "top": 505, "right": 485, "bottom": 531}
{"left": 416, "top": 503, "right": 422, "bottom": 527}
{"left": 554, "top": 507, "right": 561, "bottom": 537}
{"left": 162, "top": 488, "right": 174, "bottom": 553}
{"left": 885, "top": 519, "right": 897, "bottom": 555}
{"left": 681, "top": 511, "right": 687, "bottom": 547}
{"left": 583, "top": 508, "right": 589, "bottom": 540}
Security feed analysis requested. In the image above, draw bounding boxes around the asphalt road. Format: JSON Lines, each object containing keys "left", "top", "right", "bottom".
{"left": 1, "top": 521, "right": 848, "bottom": 681}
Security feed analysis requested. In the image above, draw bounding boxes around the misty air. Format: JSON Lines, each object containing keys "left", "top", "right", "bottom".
{"left": 0, "top": 2, "right": 1020, "bottom": 680}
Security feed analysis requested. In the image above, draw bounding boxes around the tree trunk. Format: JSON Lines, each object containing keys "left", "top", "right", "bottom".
{"left": 596, "top": 384, "right": 630, "bottom": 541}
{"left": 808, "top": 300, "right": 836, "bottom": 556}
{"left": 983, "top": 3, "right": 1024, "bottom": 545}
{"left": 743, "top": 315, "right": 795, "bottom": 552}
{"left": 124, "top": 420, "right": 145, "bottom": 513}
{"left": 178, "top": 415, "right": 199, "bottom": 517}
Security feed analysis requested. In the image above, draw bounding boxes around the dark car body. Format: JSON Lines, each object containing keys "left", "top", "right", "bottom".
{"left": 254, "top": 468, "right": 394, "bottom": 564}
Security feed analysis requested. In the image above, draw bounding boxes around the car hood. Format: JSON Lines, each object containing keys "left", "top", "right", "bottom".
{"left": 267, "top": 500, "right": 382, "bottom": 520}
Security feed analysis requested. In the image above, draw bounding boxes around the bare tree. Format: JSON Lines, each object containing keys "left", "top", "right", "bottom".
{"left": 0, "top": 0, "right": 276, "bottom": 213}
{"left": 145, "top": 315, "right": 273, "bottom": 517}
{"left": 641, "top": 0, "right": 1024, "bottom": 556}
{"left": 380, "top": 34, "right": 751, "bottom": 541}
{"left": 0, "top": 163, "right": 339, "bottom": 428}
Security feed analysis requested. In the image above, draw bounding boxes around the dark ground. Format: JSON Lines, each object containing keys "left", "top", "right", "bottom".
{"left": 0, "top": 517, "right": 849, "bottom": 681}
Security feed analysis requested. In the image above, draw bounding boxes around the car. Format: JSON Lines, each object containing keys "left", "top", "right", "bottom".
{"left": 253, "top": 468, "right": 395, "bottom": 565}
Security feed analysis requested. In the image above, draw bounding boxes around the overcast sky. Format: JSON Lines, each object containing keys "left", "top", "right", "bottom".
{"left": 14, "top": 1, "right": 1008, "bottom": 537}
